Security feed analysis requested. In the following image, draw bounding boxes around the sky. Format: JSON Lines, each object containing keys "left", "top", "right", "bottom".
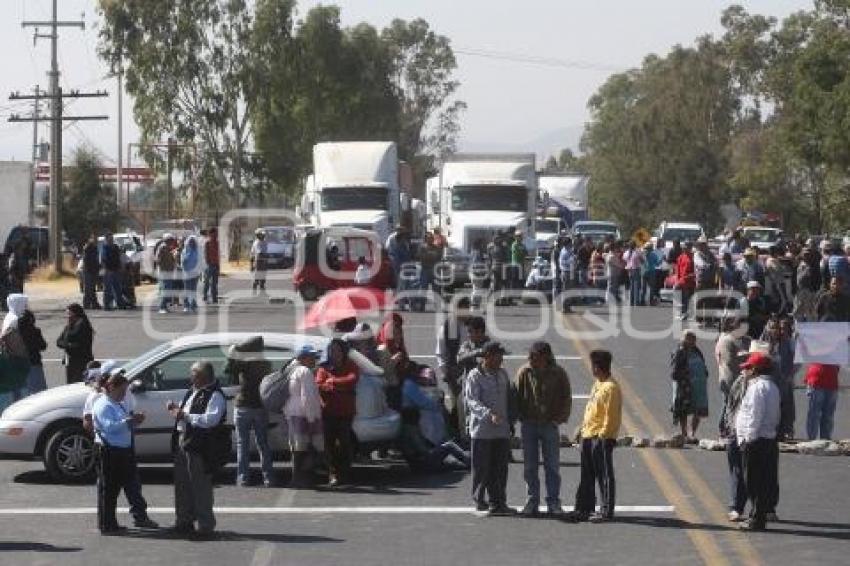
{"left": 0, "top": 0, "right": 815, "bottom": 167}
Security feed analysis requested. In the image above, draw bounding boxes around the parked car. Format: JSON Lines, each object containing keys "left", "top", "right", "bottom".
{"left": 259, "top": 226, "right": 296, "bottom": 269}
{"left": 0, "top": 332, "right": 401, "bottom": 483}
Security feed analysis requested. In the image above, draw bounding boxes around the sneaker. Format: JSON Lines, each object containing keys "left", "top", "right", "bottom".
{"left": 133, "top": 517, "right": 159, "bottom": 529}
{"left": 520, "top": 501, "right": 540, "bottom": 517}
{"left": 327, "top": 475, "right": 340, "bottom": 488}
{"left": 487, "top": 505, "right": 517, "bottom": 517}
{"left": 727, "top": 510, "right": 744, "bottom": 522}
{"left": 588, "top": 513, "right": 612, "bottom": 523}
{"left": 182, "top": 307, "right": 190, "bottom": 313}
{"left": 738, "top": 519, "right": 765, "bottom": 531}
{"left": 158, "top": 309, "right": 168, "bottom": 314}
{"left": 765, "top": 512, "right": 779, "bottom": 522}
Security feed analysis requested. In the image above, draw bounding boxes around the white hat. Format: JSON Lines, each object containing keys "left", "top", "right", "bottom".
{"left": 162, "top": 233, "right": 174, "bottom": 241}
{"left": 748, "top": 340, "right": 770, "bottom": 355}
{"left": 746, "top": 280, "right": 762, "bottom": 289}
{"left": 696, "top": 235, "right": 708, "bottom": 244}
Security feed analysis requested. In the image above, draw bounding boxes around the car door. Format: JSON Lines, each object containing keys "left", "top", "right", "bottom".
{"left": 130, "top": 345, "right": 232, "bottom": 457}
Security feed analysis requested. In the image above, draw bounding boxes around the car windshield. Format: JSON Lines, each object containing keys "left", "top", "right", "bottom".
{"left": 662, "top": 228, "right": 702, "bottom": 242}
{"left": 321, "top": 187, "right": 388, "bottom": 211}
{"left": 451, "top": 186, "right": 527, "bottom": 212}
{"left": 121, "top": 342, "right": 171, "bottom": 375}
{"left": 537, "top": 220, "right": 560, "bottom": 233}
{"left": 744, "top": 229, "right": 779, "bottom": 243}
{"left": 264, "top": 228, "right": 295, "bottom": 243}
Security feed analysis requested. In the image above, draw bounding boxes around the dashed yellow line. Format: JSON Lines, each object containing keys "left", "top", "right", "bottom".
{"left": 564, "top": 314, "right": 761, "bottom": 566}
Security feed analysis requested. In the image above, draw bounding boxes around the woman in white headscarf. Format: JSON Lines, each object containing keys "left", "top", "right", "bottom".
{"left": 0, "top": 294, "right": 31, "bottom": 410}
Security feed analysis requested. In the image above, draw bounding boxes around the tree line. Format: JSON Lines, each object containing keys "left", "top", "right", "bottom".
{"left": 553, "top": 1, "right": 850, "bottom": 236}
{"left": 96, "top": 0, "right": 464, "bottom": 211}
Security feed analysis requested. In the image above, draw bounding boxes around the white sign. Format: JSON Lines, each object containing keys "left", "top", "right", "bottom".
{"left": 794, "top": 322, "right": 850, "bottom": 365}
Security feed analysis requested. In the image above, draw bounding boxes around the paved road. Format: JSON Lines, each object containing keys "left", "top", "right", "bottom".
{"left": 1, "top": 275, "right": 848, "bottom": 565}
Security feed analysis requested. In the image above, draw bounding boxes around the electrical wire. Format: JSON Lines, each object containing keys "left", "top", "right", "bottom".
{"left": 453, "top": 46, "right": 624, "bottom": 73}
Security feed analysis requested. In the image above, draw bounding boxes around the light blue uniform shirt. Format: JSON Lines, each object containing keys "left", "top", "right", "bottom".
{"left": 93, "top": 395, "right": 132, "bottom": 448}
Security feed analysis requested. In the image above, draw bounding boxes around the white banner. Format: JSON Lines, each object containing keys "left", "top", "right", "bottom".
{"left": 794, "top": 322, "right": 850, "bottom": 365}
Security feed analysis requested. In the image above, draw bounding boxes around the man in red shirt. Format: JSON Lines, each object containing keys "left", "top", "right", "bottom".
{"left": 676, "top": 241, "right": 696, "bottom": 320}
{"left": 203, "top": 228, "right": 220, "bottom": 304}
{"left": 805, "top": 364, "right": 839, "bottom": 440}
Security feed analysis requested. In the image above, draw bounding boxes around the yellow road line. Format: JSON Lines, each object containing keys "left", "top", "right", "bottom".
{"left": 564, "top": 314, "right": 762, "bottom": 566}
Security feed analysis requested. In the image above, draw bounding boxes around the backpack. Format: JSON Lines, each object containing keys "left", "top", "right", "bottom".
{"left": 259, "top": 358, "right": 298, "bottom": 414}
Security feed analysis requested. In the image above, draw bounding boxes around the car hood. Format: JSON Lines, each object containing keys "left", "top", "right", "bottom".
{"left": 1, "top": 383, "right": 89, "bottom": 421}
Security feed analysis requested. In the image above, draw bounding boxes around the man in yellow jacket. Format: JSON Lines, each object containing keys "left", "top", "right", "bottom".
{"left": 568, "top": 349, "right": 622, "bottom": 523}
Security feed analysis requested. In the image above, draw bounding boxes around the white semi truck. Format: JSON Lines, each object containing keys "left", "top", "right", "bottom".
{"left": 300, "top": 142, "right": 402, "bottom": 244}
{"left": 427, "top": 153, "right": 538, "bottom": 254}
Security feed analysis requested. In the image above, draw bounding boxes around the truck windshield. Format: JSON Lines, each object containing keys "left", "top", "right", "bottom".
{"left": 662, "top": 228, "right": 703, "bottom": 242}
{"left": 451, "top": 186, "right": 527, "bottom": 212}
{"left": 537, "top": 220, "right": 560, "bottom": 233}
{"left": 264, "top": 228, "right": 295, "bottom": 243}
{"left": 744, "top": 229, "right": 780, "bottom": 243}
{"left": 321, "top": 187, "right": 388, "bottom": 211}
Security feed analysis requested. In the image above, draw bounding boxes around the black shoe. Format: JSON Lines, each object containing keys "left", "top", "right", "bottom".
{"left": 169, "top": 523, "right": 195, "bottom": 536}
{"left": 520, "top": 501, "right": 540, "bottom": 517}
{"left": 100, "top": 525, "right": 127, "bottom": 536}
{"left": 487, "top": 505, "right": 517, "bottom": 517}
{"left": 133, "top": 517, "right": 159, "bottom": 529}
{"left": 564, "top": 511, "right": 589, "bottom": 522}
{"left": 475, "top": 501, "right": 489, "bottom": 512}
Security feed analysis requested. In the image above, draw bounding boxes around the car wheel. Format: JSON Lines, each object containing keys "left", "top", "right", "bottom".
{"left": 299, "top": 283, "right": 320, "bottom": 302}
{"left": 44, "top": 425, "right": 97, "bottom": 483}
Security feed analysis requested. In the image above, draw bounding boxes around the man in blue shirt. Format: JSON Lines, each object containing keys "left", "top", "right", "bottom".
{"left": 93, "top": 372, "right": 145, "bottom": 534}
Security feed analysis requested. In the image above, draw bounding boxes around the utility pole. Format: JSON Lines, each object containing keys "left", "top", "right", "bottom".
{"left": 117, "top": 66, "right": 123, "bottom": 208}
{"left": 28, "top": 85, "right": 44, "bottom": 226}
{"left": 12, "top": 1, "right": 103, "bottom": 272}
{"left": 166, "top": 136, "right": 176, "bottom": 218}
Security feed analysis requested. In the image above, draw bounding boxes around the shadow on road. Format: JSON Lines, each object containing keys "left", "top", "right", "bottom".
{"left": 615, "top": 516, "right": 850, "bottom": 541}
{"left": 116, "top": 530, "right": 343, "bottom": 543}
{"left": 0, "top": 541, "right": 82, "bottom": 553}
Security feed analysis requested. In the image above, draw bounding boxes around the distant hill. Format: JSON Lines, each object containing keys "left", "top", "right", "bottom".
{"left": 460, "top": 125, "right": 584, "bottom": 164}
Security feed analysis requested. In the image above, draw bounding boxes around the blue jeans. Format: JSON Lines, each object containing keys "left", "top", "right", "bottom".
{"left": 203, "top": 264, "right": 219, "bottom": 303}
{"left": 806, "top": 387, "right": 838, "bottom": 440}
{"left": 521, "top": 421, "right": 561, "bottom": 506}
{"left": 183, "top": 277, "right": 198, "bottom": 310}
{"left": 103, "top": 270, "right": 125, "bottom": 309}
{"left": 235, "top": 407, "right": 274, "bottom": 483}
{"left": 158, "top": 279, "right": 173, "bottom": 311}
{"left": 628, "top": 269, "right": 641, "bottom": 306}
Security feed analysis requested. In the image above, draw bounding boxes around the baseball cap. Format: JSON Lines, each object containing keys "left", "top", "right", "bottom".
{"left": 296, "top": 344, "right": 320, "bottom": 358}
{"left": 746, "top": 280, "right": 763, "bottom": 290}
{"left": 482, "top": 342, "right": 508, "bottom": 356}
{"left": 740, "top": 352, "right": 772, "bottom": 372}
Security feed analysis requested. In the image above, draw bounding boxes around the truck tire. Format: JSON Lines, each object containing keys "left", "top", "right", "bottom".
{"left": 43, "top": 424, "right": 97, "bottom": 483}
{"left": 299, "top": 283, "right": 320, "bottom": 302}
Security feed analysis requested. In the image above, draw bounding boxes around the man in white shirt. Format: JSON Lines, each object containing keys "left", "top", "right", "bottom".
{"left": 168, "top": 361, "right": 226, "bottom": 538}
{"left": 250, "top": 229, "right": 268, "bottom": 294}
{"left": 735, "top": 352, "right": 781, "bottom": 531}
{"left": 558, "top": 242, "right": 575, "bottom": 313}
{"left": 283, "top": 345, "right": 324, "bottom": 487}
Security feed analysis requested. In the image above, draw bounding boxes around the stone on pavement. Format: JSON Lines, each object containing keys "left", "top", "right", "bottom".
{"left": 632, "top": 437, "right": 650, "bottom": 448}
{"left": 698, "top": 438, "right": 727, "bottom": 451}
{"left": 797, "top": 440, "right": 831, "bottom": 455}
{"left": 617, "top": 436, "right": 633, "bottom": 447}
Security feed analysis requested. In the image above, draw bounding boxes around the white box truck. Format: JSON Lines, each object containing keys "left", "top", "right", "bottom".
{"left": 300, "top": 142, "right": 401, "bottom": 244}
{"left": 0, "top": 161, "right": 34, "bottom": 249}
{"left": 427, "top": 153, "right": 537, "bottom": 254}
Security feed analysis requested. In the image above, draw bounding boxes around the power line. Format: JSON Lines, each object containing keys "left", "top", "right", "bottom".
{"left": 454, "top": 46, "right": 625, "bottom": 73}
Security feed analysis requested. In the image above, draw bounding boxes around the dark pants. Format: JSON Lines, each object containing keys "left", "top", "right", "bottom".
{"left": 103, "top": 270, "right": 126, "bottom": 309}
{"left": 575, "top": 438, "right": 616, "bottom": 518}
{"left": 65, "top": 358, "right": 90, "bottom": 384}
{"left": 742, "top": 438, "right": 778, "bottom": 526}
{"left": 323, "top": 416, "right": 353, "bottom": 480}
{"left": 470, "top": 437, "right": 510, "bottom": 508}
{"left": 83, "top": 271, "right": 99, "bottom": 309}
{"left": 203, "top": 264, "right": 220, "bottom": 303}
{"left": 97, "top": 446, "right": 133, "bottom": 531}
{"left": 680, "top": 288, "right": 693, "bottom": 316}
{"left": 726, "top": 437, "right": 747, "bottom": 513}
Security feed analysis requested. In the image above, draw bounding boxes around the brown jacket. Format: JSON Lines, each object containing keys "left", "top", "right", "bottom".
{"left": 514, "top": 362, "right": 572, "bottom": 425}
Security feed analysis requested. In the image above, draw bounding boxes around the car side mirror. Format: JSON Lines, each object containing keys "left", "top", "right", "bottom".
{"left": 130, "top": 379, "right": 146, "bottom": 393}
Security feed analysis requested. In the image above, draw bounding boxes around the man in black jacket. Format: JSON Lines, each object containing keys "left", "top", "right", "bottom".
{"left": 82, "top": 236, "right": 101, "bottom": 309}
{"left": 168, "top": 361, "right": 226, "bottom": 539}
